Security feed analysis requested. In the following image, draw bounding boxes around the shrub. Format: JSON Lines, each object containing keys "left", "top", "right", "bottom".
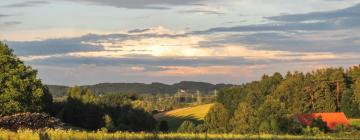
{"left": 177, "top": 121, "right": 195, "bottom": 133}
{"left": 159, "top": 120, "right": 169, "bottom": 132}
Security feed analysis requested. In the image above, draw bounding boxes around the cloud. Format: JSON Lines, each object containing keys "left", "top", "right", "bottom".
{"left": 66, "top": 0, "right": 209, "bottom": 9}
{"left": 0, "top": 14, "right": 10, "bottom": 18}
{"left": 179, "top": 9, "right": 224, "bottom": 15}
{"left": 195, "top": 3, "right": 360, "bottom": 34}
{"left": 0, "top": 21, "right": 21, "bottom": 27}
{"left": 5, "top": 34, "right": 109, "bottom": 56}
{"left": 8, "top": 26, "right": 349, "bottom": 67}
{"left": 200, "top": 31, "right": 360, "bottom": 53}
{"left": 191, "top": 3, "right": 360, "bottom": 54}
{"left": 267, "top": 3, "right": 360, "bottom": 22}
{"left": 7, "top": 26, "right": 360, "bottom": 85}
{"left": 2, "top": 0, "right": 50, "bottom": 8}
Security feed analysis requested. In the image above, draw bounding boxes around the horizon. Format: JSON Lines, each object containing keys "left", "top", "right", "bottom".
{"left": 44, "top": 63, "right": 360, "bottom": 86}
{"left": 1, "top": 0, "right": 360, "bottom": 85}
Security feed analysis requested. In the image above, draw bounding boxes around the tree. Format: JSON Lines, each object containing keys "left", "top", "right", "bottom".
{"left": 341, "top": 88, "right": 360, "bottom": 117}
{"left": 353, "top": 78, "right": 360, "bottom": 108}
{"left": 159, "top": 120, "right": 169, "bottom": 132}
{"left": 273, "top": 72, "right": 310, "bottom": 114}
{"left": 177, "top": 121, "right": 195, "bottom": 133}
{"left": 312, "top": 82, "right": 337, "bottom": 112}
{"left": 0, "top": 42, "right": 52, "bottom": 116}
{"left": 230, "top": 102, "right": 257, "bottom": 133}
{"left": 256, "top": 97, "right": 288, "bottom": 134}
{"left": 103, "top": 114, "right": 115, "bottom": 131}
{"left": 204, "top": 103, "right": 229, "bottom": 133}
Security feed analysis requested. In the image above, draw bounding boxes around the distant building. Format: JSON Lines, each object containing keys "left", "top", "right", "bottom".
{"left": 296, "top": 112, "right": 350, "bottom": 130}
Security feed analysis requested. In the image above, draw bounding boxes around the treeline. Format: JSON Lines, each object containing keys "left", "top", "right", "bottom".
{"left": 52, "top": 87, "right": 156, "bottom": 131}
{"left": 202, "top": 66, "right": 360, "bottom": 134}
{"left": 47, "top": 82, "right": 232, "bottom": 97}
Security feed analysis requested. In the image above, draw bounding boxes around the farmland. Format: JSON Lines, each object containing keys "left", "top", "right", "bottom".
{"left": 154, "top": 104, "right": 214, "bottom": 131}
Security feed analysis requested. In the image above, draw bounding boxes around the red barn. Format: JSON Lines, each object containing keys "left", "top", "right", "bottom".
{"left": 296, "top": 112, "right": 350, "bottom": 130}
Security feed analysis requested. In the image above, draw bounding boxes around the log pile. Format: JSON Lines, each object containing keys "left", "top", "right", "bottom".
{"left": 0, "top": 112, "right": 63, "bottom": 131}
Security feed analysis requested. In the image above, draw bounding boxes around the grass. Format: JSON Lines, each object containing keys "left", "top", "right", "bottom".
{"left": 153, "top": 104, "right": 214, "bottom": 131}
{"left": 0, "top": 129, "right": 353, "bottom": 140}
{"left": 349, "top": 118, "right": 360, "bottom": 128}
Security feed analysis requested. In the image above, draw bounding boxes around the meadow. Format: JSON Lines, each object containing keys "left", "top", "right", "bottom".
{"left": 154, "top": 104, "right": 213, "bottom": 131}
{"left": 349, "top": 119, "right": 360, "bottom": 128}
{"left": 1, "top": 129, "right": 357, "bottom": 140}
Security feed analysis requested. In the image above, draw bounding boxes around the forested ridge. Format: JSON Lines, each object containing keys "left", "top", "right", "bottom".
{"left": 47, "top": 82, "right": 232, "bottom": 97}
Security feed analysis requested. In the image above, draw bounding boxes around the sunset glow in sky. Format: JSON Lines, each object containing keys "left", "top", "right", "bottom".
{"left": 1, "top": 0, "right": 360, "bottom": 85}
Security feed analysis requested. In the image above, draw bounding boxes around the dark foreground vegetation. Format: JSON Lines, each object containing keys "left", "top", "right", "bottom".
{"left": 2, "top": 41, "right": 360, "bottom": 139}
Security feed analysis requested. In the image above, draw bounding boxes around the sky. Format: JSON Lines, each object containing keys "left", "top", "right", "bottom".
{"left": 1, "top": 0, "right": 360, "bottom": 85}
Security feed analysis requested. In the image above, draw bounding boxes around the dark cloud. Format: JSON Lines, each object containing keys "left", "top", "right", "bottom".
{"left": 6, "top": 35, "right": 104, "bottom": 56}
{"left": 267, "top": 3, "right": 360, "bottom": 22}
{"left": 66, "top": 0, "right": 208, "bottom": 9}
{"left": 193, "top": 3, "right": 360, "bottom": 53}
{"left": 200, "top": 32, "right": 360, "bottom": 53}
{"left": 0, "top": 14, "right": 10, "bottom": 18}
{"left": 0, "top": 21, "right": 21, "bottom": 28}
{"left": 194, "top": 21, "right": 339, "bottom": 34}
{"left": 25, "top": 55, "right": 259, "bottom": 67}
{"left": 194, "top": 3, "right": 360, "bottom": 34}
{"left": 2, "top": 0, "right": 50, "bottom": 8}
{"left": 6, "top": 31, "right": 188, "bottom": 56}
{"left": 128, "top": 28, "right": 151, "bottom": 33}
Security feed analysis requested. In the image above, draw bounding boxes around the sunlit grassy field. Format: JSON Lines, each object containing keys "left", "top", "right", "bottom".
{"left": 154, "top": 104, "right": 214, "bottom": 131}
{"left": 349, "top": 119, "right": 360, "bottom": 128}
{"left": 0, "top": 129, "right": 351, "bottom": 140}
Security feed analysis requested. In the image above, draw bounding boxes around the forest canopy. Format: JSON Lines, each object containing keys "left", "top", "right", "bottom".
{"left": 205, "top": 66, "right": 360, "bottom": 134}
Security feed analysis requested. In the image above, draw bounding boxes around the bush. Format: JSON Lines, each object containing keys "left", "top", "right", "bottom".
{"left": 177, "top": 121, "right": 195, "bottom": 133}
{"left": 302, "top": 126, "right": 324, "bottom": 136}
{"left": 334, "top": 124, "right": 347, "bottom": 133}
{"left": 311, "top": 117, "right": 329, "bottom": 133}
{"left": 259, "top": 120, "right": 271, "bottom": 133}
{"left": 194, "top": 124, "right": 207, "bottom": 133}
{"left": 158, "top": 120, "right": 169, "bottom": 132}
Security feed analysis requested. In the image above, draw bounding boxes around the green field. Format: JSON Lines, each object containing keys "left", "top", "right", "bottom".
{"left": 154, "top": 104, "right": 214, "bottom": 131}
{"left": 349, "top": 119, "right": 360, "bottom": 128}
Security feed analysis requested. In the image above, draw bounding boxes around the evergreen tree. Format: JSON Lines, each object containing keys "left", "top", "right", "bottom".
{"left": 313, "top": 82, "right": 337, "bottom": 112}
{"left": 341, "top": 88, "right": 360, "bottom": 117}
{"left": 353, "top": 78, "right": 360, "bottom": 106}
{"left": 0, "top": 42, "right": 52, "bottom": 116}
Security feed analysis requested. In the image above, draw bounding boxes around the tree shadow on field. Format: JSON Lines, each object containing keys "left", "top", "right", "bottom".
{"left": 158, "top": 114, "right": 203, "bottom": 131}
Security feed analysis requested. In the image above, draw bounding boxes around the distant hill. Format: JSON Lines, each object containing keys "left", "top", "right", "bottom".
{"left": 154, "top": 104, "right": 214, "bottom": 131}
{"left": 46, "top": 81, "right": 233, "bottom": 97}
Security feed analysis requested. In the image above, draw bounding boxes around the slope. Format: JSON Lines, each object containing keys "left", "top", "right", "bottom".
{"left": 154, "top": 104, "right": 214, "bottom": 131}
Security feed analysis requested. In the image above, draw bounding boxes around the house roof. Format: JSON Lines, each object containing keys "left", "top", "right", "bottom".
{"left": 296, "top": 112, "right": 350, "bottom": 130}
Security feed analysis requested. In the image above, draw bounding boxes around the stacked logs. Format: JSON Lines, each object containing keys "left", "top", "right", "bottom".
{"left": 0, "top": 112, "right": 63, "bottom": 131}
